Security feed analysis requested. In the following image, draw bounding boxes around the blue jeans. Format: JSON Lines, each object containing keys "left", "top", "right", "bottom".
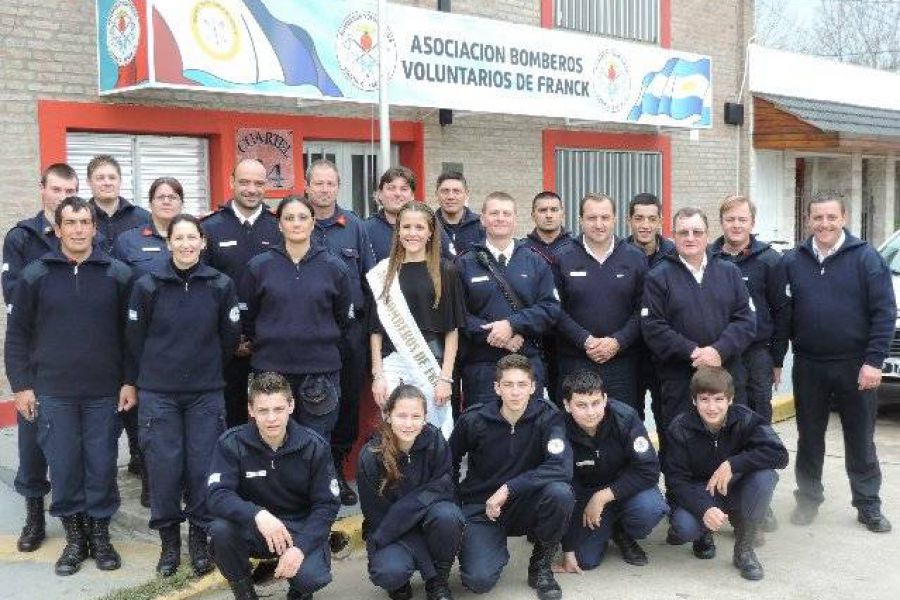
{"left": 669, "top": 470, "right": 779, "bottom": 542}
{"left": 36, "top": 395, "right": 121, "bottom": 518}
{"left": 563, "top": 487, "right": 668, "bottom": 570}
{"left": 139, "top": 389, "right": 226, "bottom": 529}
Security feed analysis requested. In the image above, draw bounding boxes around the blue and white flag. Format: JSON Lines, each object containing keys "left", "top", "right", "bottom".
{"left": 628, "top": 58, "right": 711, "bottom": 125}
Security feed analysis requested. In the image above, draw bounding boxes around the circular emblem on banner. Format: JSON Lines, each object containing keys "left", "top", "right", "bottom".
{"left": 633, "top": 436, "right": 650, "bottom": 454}
{"left": 106, "top": 0, "right": 140, "bottom": 67}
{"left": 591, "top": 49, "right": 632, "bottom": 113}
{"left": 335, "top": 11, "right": 397, "bottom": 91}
{"left": 192, "top": 0, "right": 241, "bottom": 61}
{"left": 547, "top": 438, "right": 565, "bottom": 455}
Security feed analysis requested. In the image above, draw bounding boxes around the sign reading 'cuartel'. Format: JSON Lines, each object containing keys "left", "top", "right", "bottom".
{"left": 236, "top": 128, "right": 294, "bottom": 189}
{"left": 97, "top": 0, "right": 712, "bottom": 129}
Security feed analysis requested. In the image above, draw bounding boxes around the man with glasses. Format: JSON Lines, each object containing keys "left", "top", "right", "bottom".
{"left": 641, "top": 207, "right": 755, "bottom": 447}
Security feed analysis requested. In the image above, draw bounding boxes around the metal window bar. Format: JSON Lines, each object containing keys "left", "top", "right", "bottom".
{"left": 556, "top": 0, "right": 659, "bottom": 44}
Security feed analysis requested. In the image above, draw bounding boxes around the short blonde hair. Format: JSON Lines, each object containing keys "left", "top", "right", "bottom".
{"left": 719, "top": 194, "right": 756, "bottom": 222}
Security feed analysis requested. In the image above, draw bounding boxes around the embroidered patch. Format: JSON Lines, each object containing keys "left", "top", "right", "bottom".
{"left": 330, "top": 478, "right": 340, "bottom": 497}
{"left": 229, "top": 306, "right": 240, "bottom": 323}
{"left": 219, "top": 240, "right": 237, "bottom": 247}
{"left": 6, "top": 304, "right": 12, "bottom": 315}
{"left": 547, "top": 438, "right": 565, "bottom": 455}
{"left": 238, "top": 302, "right": 248, "bottom": 311}
{"left": 616, "top": 273, "right": 625, "bottom": 278}
{"left": 208, "top": 472, "right": 221, "bottom": 485}
{"left": 348, "top": 303, "right": 355, "bottom": 319}
{"left": 245, "top": 470, "right": 267, "bottom": 478}
{"left": 470, "top": 275, "right": 489, "bottom": 283}
{"left": 141, "top": 247, "right": 161, "bottom": 252}
{"left": 633, "top": 436, "right": 650, "bottom": 453}
{"left": 552, "top": 288, "right": 559, "bottom": 301}
{"left": 640, "top": 307, "right": 649, "bottom": 317}
{"left": 785, "top": 284, "right": 791, "bottom": 298}
{"left": 569, "top": 271, "right": 587, "bottom": 277}
{"left": 748, "top": 297, "right": 756, "bottom": 313}
{"left": 128, "top": 309, "right": 138, "bottom": 321}
{"left": 1, "top": 262, "right": 8, "bottom": 272}
{"left": 575, "top": 459, "right": 596, "bottom": 467}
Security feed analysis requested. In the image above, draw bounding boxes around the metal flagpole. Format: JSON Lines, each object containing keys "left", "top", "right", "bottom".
{"left": 378, "top": 0, "right": 391, "bottom": 171}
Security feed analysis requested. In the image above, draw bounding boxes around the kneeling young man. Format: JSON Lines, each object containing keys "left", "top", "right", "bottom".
{"left": 665, "top": 367, "right": 788, "bottom": 581}
{"left": 556, "top": 370, "right": 667, "bottom": 573}
{"left": 206, "top": 372, "right": 341, "bottom": 600}
{"left": 450, "top": 354, "right": 574, "bottom": 600}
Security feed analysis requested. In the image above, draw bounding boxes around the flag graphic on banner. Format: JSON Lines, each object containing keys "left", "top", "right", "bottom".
{"left": 627, "top": 57, "right": 710, "bottom": 125}
{"left": 153, "top": 0, "right": 341, "bottom": 95}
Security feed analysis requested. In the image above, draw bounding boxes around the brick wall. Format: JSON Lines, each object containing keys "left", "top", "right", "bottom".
{"left": 0, "top": 0, "right": 751, "bottom": 395}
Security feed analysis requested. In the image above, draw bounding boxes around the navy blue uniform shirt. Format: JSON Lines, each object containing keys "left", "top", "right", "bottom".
{"left": 365, "top": 209, "right": 454, "bottom": 262}
{"left": 90, "top": 197, "right": 150, "bottom": 254}
{"left": 202, "top": 203, "right": 282, "bottom": 285}
{"left": 664, "top": 404, "right": 788, "bottom": 520}
{"left": 112, "top": 222, "right": 169, "bottom": 279}
{"left": 449, "top": 397, "right": 572, "bottom": 505}
{"left": 554, "top": 237, "right": 648, "bottom": 356}
{"left": 206, "top": 420, "right": 340, "bottom": 554}
{"left": 710, "top": 235, "right": 791, "bottom": 366}
{"left": 5, "top": 248, "right": 134, "bottom": 397}
{"left": 522, "top": 228, "right": 574, "bottom": 263}
{"left": 438, "top": 207, "right": 484, "bottom": 256}
{"left": 313, "top": 206, "right": 376, "bottom": 313}
{"left": 566, "top": 399, "right": 660, "bottom": 503}
{"left": 127, "top": 261, "right": 241, "bottom": 393}
{"left": 782, "top": 230, "right": 895, "bottom": 368}
{"left": 239, "top": 245, "right": 354, "bottom": 375}
{"left": 641, "top": 254, "right": 756, "bottom": 376}
{"left": 2, "top": 212, "right": 59, "bottom": 304}
{"left": 357, "top": 424, "right": 456, "bottom": 550}
{"left": 456, "top": 241, "right": 561, "bottom": 364}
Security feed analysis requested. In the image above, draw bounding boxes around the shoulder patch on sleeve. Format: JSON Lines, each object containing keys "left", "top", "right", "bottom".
{"left": 128, "top": 309, "right": 138, "bottom": 321}
{"left": 633, "top": 436, "right": 650, "bottom": 453}
{"left": 229, "top": 306, "right": 240, "bottom": 323}
{"left": 547, "top": 438, "right": 565, "bottom": 455}
{"left": 330, "top": 478, "right": 340, "bottom": 497}
{"left": 208, "top": 472, "right": 221, "bottom": 485}
{"left": 640, "top": 307, "right": 649, "bottom": 317}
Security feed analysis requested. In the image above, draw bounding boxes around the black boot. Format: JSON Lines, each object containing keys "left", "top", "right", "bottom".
{"left": 612, "top": 523, "right": 648, "bottom": 566}
{"left": 17, "top": 496, "right": 46, "bottom": 552}
{"left": 761, "top": 506, "right": 778, "bottom": 532}
{"left": 527, "top": 542, "right": 562, "bottom": 600}
{"left": 87, "top": 517, "right": 121, "bottom": 570}
{"left": 692, "top": 530, "right": 715, "bottom": 559}
{"left": 732, "top": 517, "right": 764, "bottom": 581}
{"left": 286, "top": 588, "right": 313, "bottom": 600}
{"left": 332, "top": 450, "right": 358, "bottom": 506}
{"left": 140, "top": 465, "right": 151, "bottom": 508}
{"left": 55, "top": 514, "right": 89, "bottom": 576}
{"left": 189, "top": 522, "right": 214, "bottom": 576}
{"left": 425, "top": 560, "right": 454, "bottom": 600}
{"left": 388, "top": 582, "right": 412, "bottom": 600}
{"left": 229, "top": 577, "right": 260, "bottom": 600}
{"left": 157, "top": 524, "right": 181, "bottom": 577}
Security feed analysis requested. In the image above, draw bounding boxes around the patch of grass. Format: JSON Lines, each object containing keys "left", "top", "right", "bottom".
{"left": 94, "top": 566, "right": 199, "bottom": 600}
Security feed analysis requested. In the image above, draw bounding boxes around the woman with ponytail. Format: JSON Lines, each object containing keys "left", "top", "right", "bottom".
{"left": 357, "top": 385, "right": 464, "bottom": 600}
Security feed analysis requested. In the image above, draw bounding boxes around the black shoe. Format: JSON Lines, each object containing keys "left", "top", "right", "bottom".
{"left": 188, "top": 523, "right": 214, "bottom": 576}
{"left": 612, "top": 523, "right": 648, "bottom": 566}
{"left": 732, "top": 518, "right": 764, "bottom": 581}
{"left": 665, "top": 527, "right": 686, "bottom": 546}
{"left": 527, "top": 542, "right": 562, "bottom": 600}
{"left": 127, "top": 452, "right": 143, "bottom": 477}
{"left": 17, "top": 496, "right": 46, "bottom": 552}
{"left": 251, "top": 559, "right": 277, "bottom": 585}
{"left": 857, "top": 507, "right": 892, "bottom": 533}
{"left": 157, "top": 524, "right": 181, "bottom": 577}
{"left": 55, "top": 514, "right": 89, "bottom": 576}
{"left": 140, "top": 466, "right": 151, "bottom": 509}
{"left": 388, "top": 582, "right": 413, "bottom": 600}
{"left": 87, "top": 517, "right": 121, "bottom": 570}
{"left": 761, "top": 506, "right": 778, "bottom": 533}
{"left": 790, "top": 503, "right": 818, "bottom": 526}
{"left": 692, "top": 531, "right": 716, "bottom": 560}
{"left": 286, "top": 589, "right": 313, "bottom": 600}
{"left": 229, "top": 577, "right": 260, "bottom": 600}
{"left": 425, "top": 559, "right": 454, "bottom": 600}
{"left": 333, "top": 452, "right": 358, "bottom": 506}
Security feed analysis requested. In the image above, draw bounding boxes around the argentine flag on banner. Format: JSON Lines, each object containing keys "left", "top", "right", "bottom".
{"left": 628, "top": 58, "right": 711, "bottom": 126}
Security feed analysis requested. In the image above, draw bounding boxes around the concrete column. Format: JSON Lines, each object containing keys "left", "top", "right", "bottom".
{"left": 784, "top": 150, "right": 797, "bottom": 244}
{"left": 886, "top": 153, "right": 897, "bottom": 241}
{"left": 850, "top": 152, "right": 863, "bottom": 236}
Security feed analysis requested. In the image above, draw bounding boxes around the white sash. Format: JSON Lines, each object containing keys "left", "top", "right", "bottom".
{"left": 366, "top": 259, "right": 454, "bottom": 438}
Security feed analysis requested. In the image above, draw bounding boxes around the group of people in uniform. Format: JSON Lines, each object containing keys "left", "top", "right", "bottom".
{"left": 2, "top": 154, "right": 894, "bottom": 600}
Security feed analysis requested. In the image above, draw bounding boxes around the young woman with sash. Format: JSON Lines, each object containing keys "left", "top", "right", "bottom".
{"left": 367, "top": 202, "right": 466, "bottom": 438}
{"left": 358, "top": 384, "right": 463, "bottom": 600}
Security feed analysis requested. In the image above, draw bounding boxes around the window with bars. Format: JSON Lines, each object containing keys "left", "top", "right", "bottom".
{"left": 554, "top": 0, "right": 660, "bottom": 45}
{"left": 555, "top": 148, "right": 662, "bottom": 237}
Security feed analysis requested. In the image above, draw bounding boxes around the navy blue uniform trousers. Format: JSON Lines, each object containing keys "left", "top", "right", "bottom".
{"left": 15, "top": 413, "right": 50, "bottom": 499}
{"left": 368, "top": 501, "right": 464, "bottom": 590}
{"left": 139, "top": 390, "right": 226, "bottom": 530}
{"left": 332, "top": 318, "right": 367, "bottom": 455}
{"left": 743, "top": 344, "right": 775, "bottom": 423}
{"left": 669, "top": 469, "right": 778, "bottom": 542}
{"left": 209, "top": 517, "right": 332, "bottom": 594}
{"left": 793, "top": 356, "right": 882, "bottom": 510}
{"left": 459, "top": 482, "right": 574, "bottom": 593}
{"left": 36, "top": 395, "right": 121, "bottom": 518}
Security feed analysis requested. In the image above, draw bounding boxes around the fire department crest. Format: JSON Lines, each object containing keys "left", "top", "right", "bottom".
{"left": 591, "top": 49, "right": 632, "bottom": 113}
{"left": 335, "top": 10, "right": 397, "bottom": 91}
{"left": 106, "top": 0, "right": 140, "bottom": 67}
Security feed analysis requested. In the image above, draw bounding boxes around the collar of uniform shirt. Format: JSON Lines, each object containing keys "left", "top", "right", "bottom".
{"left": 813, "top": 229, "right": 845, "bottom": 263}
{"left": 231, "top": 203, "right": 264, "bottom": 226}
{"left": 583, "top": 235, "right": 616, "bottom": 265}
{"left": 679, "top": 252, "right": 708, "bottom": 284}
{"left": 485, "top": 239, "right": 514, "bottom": 264}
